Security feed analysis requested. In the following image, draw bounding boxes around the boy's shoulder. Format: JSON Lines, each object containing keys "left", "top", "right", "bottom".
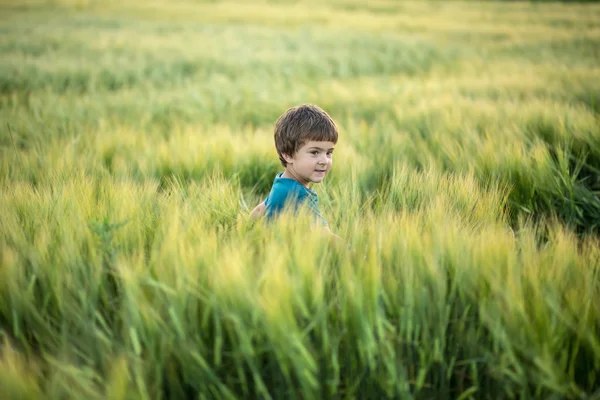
{"left": 265, "top": 173, "right": 310, "bottom": 205}
{"left": 263, "top": 173, "right": 327, "bottom": 226}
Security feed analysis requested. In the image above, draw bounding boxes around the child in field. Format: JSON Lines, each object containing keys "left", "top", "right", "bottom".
{"left": 250, "top": 104, "right": 341, "bottom": 240}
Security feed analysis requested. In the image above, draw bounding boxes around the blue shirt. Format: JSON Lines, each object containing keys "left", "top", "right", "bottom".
{"left": 264, "top": 173, "right": 328, "bottom": 226}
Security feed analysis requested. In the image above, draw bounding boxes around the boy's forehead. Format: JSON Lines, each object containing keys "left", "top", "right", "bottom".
{"left": 301, "top": 140, "right": 336, "bottom": 149}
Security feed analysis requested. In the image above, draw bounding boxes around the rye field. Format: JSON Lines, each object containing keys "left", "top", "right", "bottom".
{"left": 1, "top": 0, "right": 600, "bottom": 398}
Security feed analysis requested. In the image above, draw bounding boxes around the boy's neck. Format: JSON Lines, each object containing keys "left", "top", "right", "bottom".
{"left": 281, "top": 169, "right": 310, "bottom": 188}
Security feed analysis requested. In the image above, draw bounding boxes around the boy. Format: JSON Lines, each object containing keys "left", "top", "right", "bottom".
{"left": 251, "top": 104, "right": 341, "bottom": 240}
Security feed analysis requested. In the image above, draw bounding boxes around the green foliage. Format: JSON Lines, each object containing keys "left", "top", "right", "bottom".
{"left": 1, "top": 0, "right": 600, "bottom": 398}
{"left": 89, "top": 218, "right": 129, "bottom": 265}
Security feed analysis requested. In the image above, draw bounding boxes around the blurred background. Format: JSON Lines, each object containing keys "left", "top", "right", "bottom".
{"left": 2, "top": 0, "right": 599, "bottom": 228}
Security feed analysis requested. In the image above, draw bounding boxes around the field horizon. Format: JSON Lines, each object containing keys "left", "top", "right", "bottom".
{"left": 1, "top": 0, "right": 600, "bottom": 399}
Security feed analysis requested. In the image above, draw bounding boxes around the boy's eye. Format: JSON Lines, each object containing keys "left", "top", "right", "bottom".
{"left": 311, "top": 151, "right": 319, "bottom": 155}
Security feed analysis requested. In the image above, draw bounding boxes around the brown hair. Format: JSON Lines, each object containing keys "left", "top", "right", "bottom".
{"left": 274, "top": 104, "right": 338, "bottom": 167}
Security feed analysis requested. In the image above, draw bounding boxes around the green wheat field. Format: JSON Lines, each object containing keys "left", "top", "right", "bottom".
{"left": 1, "top": 0, "right": 600, "bottom": 399}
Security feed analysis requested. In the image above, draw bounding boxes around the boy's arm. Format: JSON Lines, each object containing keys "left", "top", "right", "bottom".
{"left": 322, "top": 225, "right": 344, "bottom": 244}
{"left": 250, "top": 201, "right": 266, "bottom": 218}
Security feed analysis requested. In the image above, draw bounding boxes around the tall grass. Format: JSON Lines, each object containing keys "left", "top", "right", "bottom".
{"left": 1, "top": 0, "right": 599, "bottom": 398}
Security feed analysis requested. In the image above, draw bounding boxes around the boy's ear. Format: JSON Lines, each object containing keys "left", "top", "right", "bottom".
{"left": 282, "top": 153, "right": 294, "bottom": 164}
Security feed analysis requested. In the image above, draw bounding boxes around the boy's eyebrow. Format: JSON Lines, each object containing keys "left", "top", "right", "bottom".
{"left": 307, "top": 147, "right": 335, "bottom": 151}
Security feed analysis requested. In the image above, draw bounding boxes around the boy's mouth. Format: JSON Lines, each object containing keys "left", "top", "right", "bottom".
{"left": 315, "top": 169, "right": 326, "bottom": 173}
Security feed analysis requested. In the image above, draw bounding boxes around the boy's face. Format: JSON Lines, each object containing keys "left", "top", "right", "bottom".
{"left": 282, "top": 140, "right": 335, "bottom": 187}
